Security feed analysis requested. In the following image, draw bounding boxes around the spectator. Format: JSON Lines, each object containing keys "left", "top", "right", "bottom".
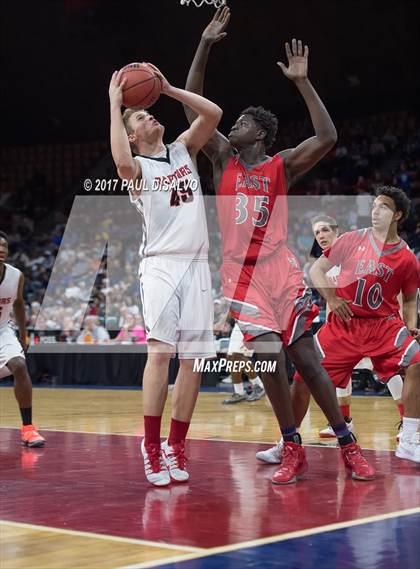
{"left": 113, "top": 313, "right": 146, "bottom": 344}
{"left": 77, "top": 316, "right": 109, "bottom": 344}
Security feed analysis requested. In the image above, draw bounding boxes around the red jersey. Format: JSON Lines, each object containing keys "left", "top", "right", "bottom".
{"left": 216, "top": 154, "right": 288, "bottom": 263}
{"left": 324, "top": 228, "right": 420, "bottom": 318}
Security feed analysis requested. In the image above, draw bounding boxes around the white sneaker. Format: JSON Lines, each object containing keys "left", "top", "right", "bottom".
{"left": 141, "top": 439, "right": 170, "bottom": 486}
{"left": 256, "top": 439, "right": 284, "bottom": 464}
{"left": 161, "top": 440, "right": 189, "bottom": 482}
{"left": 396, "top": 432, "right": 420, "bottom": 464}
{"left": 319, "top": 419, "right": 354, "bottom": 439}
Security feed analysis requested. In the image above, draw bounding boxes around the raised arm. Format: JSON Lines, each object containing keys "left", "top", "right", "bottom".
{"left": 139, "top": 64, "right": 222, "bottom": 161}
{"left": 310, "top": 256, "right": 354, "bottom": 321}
{"left": 184, "top": 6, "right": 232, "bottom": 162}
{"left": 109, "top": 70, "right": 140, "bottom": 182}
{"left": 278, "top": 39, "right": 337, "bottom": 187}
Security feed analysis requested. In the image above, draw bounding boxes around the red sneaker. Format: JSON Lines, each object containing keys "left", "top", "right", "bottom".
{"left": 271, "top": 442, "right": 308, "bottom": 485}
{"left": 21, "top": 425, "right": 45, "bottom": 448}
{"left": 341, "top": 443, "right": 376, "bottom": 481}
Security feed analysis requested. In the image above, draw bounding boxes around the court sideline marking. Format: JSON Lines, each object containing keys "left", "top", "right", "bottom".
{"left": 0, "top": 520, "right": 203, "bottom": 553}
{"left": 115, "top": 508, "right": 420, "bottom": 569}
{"left": 0, "top": 427, "right": 395, "bottom": 451}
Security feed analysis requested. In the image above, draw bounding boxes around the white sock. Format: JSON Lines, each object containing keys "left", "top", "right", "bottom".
{"left": 234, "top": 382, "right": 245, "bottom": 396}
{"left": 249, "top": 376, "right": 263, "bottom": 389}
{"left": 387, "top": 375, "right": 403, "bottom": 400}
{"left": 402, "top": 417, "right": 420, "bottom": 440}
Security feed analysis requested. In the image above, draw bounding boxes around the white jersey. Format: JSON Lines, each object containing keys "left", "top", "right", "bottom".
{"left": 131, "top": 141, "right": 209, "bottom": 260}
{"left": 0, "top": 263, "right": 21, "bottom": 329}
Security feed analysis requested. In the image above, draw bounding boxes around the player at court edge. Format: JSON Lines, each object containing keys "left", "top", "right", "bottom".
{"left": 109, "top": 65, "right": 222, "bottom": 486}
{"left": 0, "top": 231, "right": 45, "bottom": 447}
{"left": 257, "top": 212, "right": 406, "bottom": 464}
{"left": 309, "top": 188, "right": 420, "bottom": 464}
{"left": 307, "top": 214, "right": 405, "bottom": 440}
{"left": 184, "top": 6, "right": 375, "bottom": 483}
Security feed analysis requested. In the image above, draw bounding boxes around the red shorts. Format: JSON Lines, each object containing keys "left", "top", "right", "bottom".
{"left": 294, "top": 313, "right": 420, "bottom": 388}
{"left": 221, "top": 249, "right": 318, "bottom": 345}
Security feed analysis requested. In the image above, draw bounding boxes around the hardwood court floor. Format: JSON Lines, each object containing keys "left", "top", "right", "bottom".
{"left": 1, "top": 387, "right": 418, "bottom": 569}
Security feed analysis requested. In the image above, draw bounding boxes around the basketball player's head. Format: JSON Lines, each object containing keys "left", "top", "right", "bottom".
{"left": 228, "top": 106, "right": 278, "bottom": 150}
{"left": 0, "top": 231, "right": 8, "bottom": 263}
{"left": 123, "top": 109, "right": 164, "bottom": 153}
{"left": 311, "top": 215, "right": 338, "bottom": 251}
{"left": 372, "top": 186, "right": 411, "bottom": 231}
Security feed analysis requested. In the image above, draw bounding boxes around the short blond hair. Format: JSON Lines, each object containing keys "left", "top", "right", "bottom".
{"left": 122, "top": 108, "right": 140, "bottom": 154}
{"left": 122, "top": 108, "right": 137, "bottom": 134}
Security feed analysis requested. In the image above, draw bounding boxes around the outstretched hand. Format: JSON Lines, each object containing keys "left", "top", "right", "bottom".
{"left": 202, "top": 5, "right": 230, "bottom": 45}
{"left": 277, "top": 39, "right": 309, "bottom": 82}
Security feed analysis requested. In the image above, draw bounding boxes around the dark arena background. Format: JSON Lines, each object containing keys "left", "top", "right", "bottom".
{"left": 1, "top": 1, "right": 419, "bottom": 568}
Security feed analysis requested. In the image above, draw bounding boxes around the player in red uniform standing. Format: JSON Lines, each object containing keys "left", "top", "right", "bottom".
{"left": 185, "top": 6, "right": 375, "bottom": 483}
{"left": 309, "top": 187, "right": 420, "bottom": 463}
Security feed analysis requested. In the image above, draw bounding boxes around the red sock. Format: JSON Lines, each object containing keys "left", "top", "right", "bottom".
{"left": 398, "top": 404, "right": 404, "bottom": 420}
{"left": 144, "top": 415, "right": 162, "bottom": 446}
{"left": 168, "top": 418, "right": 190, "bottom": 446}
{"left": 340, "top": 405, "right": 350, "bottom": 420}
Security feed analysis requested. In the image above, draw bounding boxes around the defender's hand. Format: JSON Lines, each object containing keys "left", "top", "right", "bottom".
{"left": 109, "top": 70, "right": 127, "bottom": 107}
{"left": 202, "top": 5, "right": 230, "bottom": 45}
{"left": 329, "top": 296, "right": 354, "bottom": 321}
{"left": 277, "top": 39, "right": 309, "bottom": 82}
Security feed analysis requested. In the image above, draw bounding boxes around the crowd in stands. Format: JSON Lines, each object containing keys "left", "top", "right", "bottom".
{"left": 1, "top": 110, "right": 419, "bottom": 343}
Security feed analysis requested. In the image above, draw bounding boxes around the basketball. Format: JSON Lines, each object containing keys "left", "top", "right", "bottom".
{"left": 121, "top": 62, "right": 162, "bottom": 109}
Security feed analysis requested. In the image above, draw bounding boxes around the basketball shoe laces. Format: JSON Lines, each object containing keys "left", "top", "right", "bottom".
{"left": 341, "top": 443, "right": 372, "bottom": 475}
{"left": 280, "top": 443, "right": 302, "bottom": 472}
{"left": 166, "top": 443, "right": 187, "bottom": 470}
{"left": 145, "top": 444, "right": 166, "bottom": 474}
{"left": 411, "top": 432, "right": 420, "bottom": 444}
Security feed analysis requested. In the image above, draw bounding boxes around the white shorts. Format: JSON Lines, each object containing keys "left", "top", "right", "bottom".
{"left": 227, "top": 322, "right": 254, "bottom": 357}
{"left": 0, "top": 324, "right": 25, "bottom": 378}
{"left": 139, "top": 257, "right": 216, "bottom": 359}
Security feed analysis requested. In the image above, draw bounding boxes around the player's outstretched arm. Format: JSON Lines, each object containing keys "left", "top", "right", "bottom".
{"left": 184, "top": 5, "right": 232, "bottom": 162}
{"left": 310, "top": 256, "right": 354, "bottom": 321}
{"left": 13, "top": 273, "right": 28, "bottom": 351}
{"left": 109, "top": 70, "right": 141, "bottom": 182}
{"left": 278, "top": 39, "right": 337, "bottom": 187}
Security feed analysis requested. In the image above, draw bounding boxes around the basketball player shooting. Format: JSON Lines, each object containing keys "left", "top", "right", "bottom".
{"left": 109, "top": 65, "right": 222, "bottom": 486}
{"left": 184, "top": 6, "right": 375, "bottom": 483}
{"left": 0, "top": 231, "right": 45, "bottom": 447}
